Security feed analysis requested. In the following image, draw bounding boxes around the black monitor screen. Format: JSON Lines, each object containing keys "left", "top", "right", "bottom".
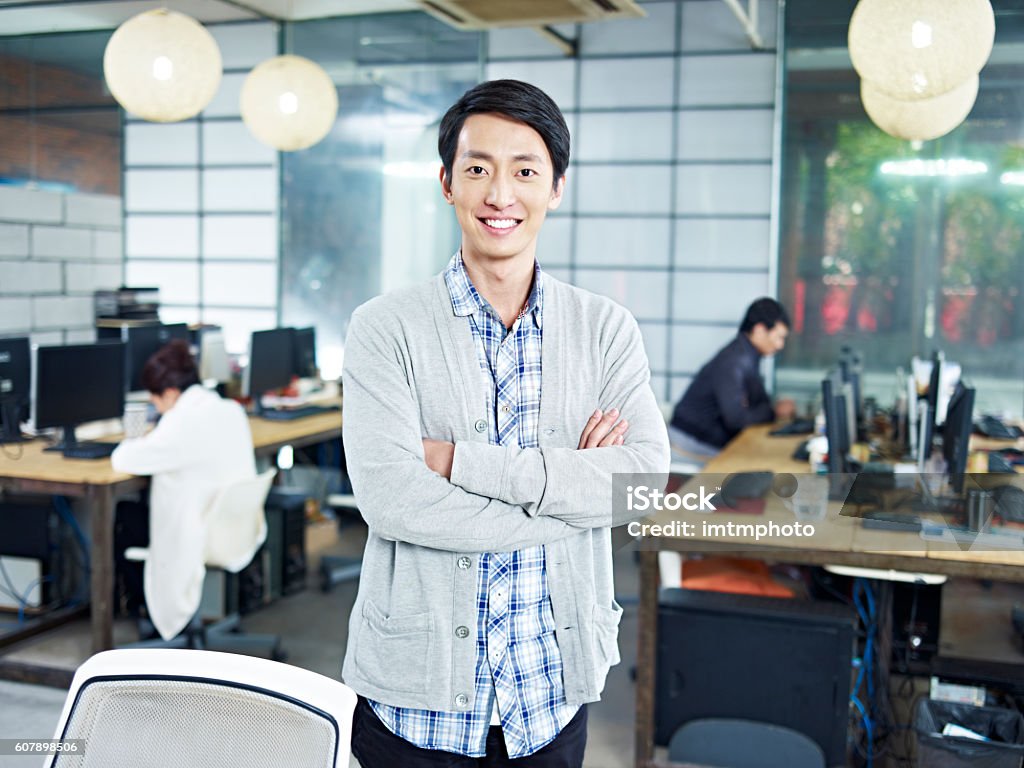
{"left": 0, "top": 337, "right": 30, "bottom": 406}
{"left": 943, "top": 383, "right": 976, "bottom": 495}
{"left": 293, "top": 327, "right": 317, "bottom": 379}
{"left": 124, "top": 323, "right": 192, "bottom": 392}
{"left": 822, "top": 374, "right": 848, "bottom": 473}
{"left": 249, "top": 328, "right": 294, "bottom": 398}
{"left": 36, "top": 343, "right": 126, "bottom": 430}
{"left": 922, "top": 352, "right": 942, "bottom": 458}
{"left": 0, "top": 337, "right": 30, "bottom": 441}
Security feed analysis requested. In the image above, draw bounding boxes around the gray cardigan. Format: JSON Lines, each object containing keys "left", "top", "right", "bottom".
{"left": 341, "top": 270, "right": 670, "bottom": 712}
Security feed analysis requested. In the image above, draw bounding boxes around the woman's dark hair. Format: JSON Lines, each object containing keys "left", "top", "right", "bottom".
{"left": 438, "top": 79, "right": 570, "bottom": 191}
{"left": 141, "top": 339, "right": 200, "bottom": 395}
{"left": 739, "top": 297, "right": 790, "bottom": 334}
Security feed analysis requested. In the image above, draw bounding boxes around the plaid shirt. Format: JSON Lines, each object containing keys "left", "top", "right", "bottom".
{"left": 369, "top": 253, "right": 578, "bottom": 758}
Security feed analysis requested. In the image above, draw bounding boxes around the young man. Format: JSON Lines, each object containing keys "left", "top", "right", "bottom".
{"left": 341, "top": 79, "right": 670, "bottom": 767}
{"left": 669, "top": 297, "right": 796, "bottom": 461}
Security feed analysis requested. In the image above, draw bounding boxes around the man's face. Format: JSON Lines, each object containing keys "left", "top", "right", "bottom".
{"left": 749, "top": 322, "right": 788, "bottom": 357}
{"left": 441, "top": 112, "right": 564, "bottom": 267}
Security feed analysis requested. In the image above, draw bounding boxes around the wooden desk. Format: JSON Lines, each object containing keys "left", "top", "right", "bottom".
{"left": 0, "top": 409, "right": 341, "bottom": 683}
{"left": 634, "top": 424, "right": 1024, "bottom": 768}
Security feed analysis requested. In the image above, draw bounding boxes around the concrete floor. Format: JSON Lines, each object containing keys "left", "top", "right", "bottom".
{"left": 2, "top": 518, "right": 1024, "bottom": 768}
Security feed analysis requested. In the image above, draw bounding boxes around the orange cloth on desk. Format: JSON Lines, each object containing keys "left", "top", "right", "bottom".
{"left": 681, "top": 557, "right": 795, "bottom": 598}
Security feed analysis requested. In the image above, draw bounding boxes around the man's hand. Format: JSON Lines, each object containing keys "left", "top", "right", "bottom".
{"left": 577, "top": 408, "right": 629, "bottom": 449}
{"left": 774, "top": 398, "right": 797, "bottom": 421}
{"left": 423, "top": 438, "right": 455, "bottom": 479}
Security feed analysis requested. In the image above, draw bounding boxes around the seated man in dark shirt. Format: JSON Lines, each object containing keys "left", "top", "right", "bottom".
{"left": 669, "top": 297, "right": 795, "bottom": 461}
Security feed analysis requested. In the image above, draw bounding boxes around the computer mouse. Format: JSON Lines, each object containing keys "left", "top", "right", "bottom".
{"left": 993, "top": 486, "right": 1024, "bottom": 524}
{"left": 720, "top": 471, "right": 774, "bottom": 508}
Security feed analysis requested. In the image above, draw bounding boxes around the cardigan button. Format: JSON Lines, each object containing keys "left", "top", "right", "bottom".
{"left": 455, "top": 694, "right": 469, "bottom": 708}
{"left": 457, "top": 556, "right": 472, "bottom": 570}
{"left": 455, "top": 625, "right": 470, "bottom": 639}
{"left": 474, "top": 419, "right": 487, "bottom": 433}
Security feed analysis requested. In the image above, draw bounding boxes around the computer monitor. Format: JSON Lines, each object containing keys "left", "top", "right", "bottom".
{"left": 0, "top": 337, "right": 30, "bottom": 444}
{"left": 838, "top": 346, "right": 863, "bottom": 439}
{"left": 34, "top": 342, "right": 125, "bottom": 457}
{"left": 921, "top": 351, "right": 942, "bottom": 460}
{"left": 821, "top": 373, "right": 849, "bottom": 474}
{"left": 942, "top": 383, "right": 976, "bottom": 496}
{"left": 123, "top": 323, "right": 192, "bottom": 393}
{"left": 293, "top": 327, "right": 317, "bottom": 379}
{"left": 246, "top": 328, "right": 294, "bottom": 410}
{"left": 198, "top": 329, "right": 231, "bottom": 384}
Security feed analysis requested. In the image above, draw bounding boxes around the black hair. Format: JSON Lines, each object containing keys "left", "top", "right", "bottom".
{"left": 142, "top": 339, "right": 200, "bottom": 395}
{"left": 739, "top": 297, "right": 790, "bottom": 334}
{"left": 438, "top": 79, "right": 570, "bottom": 191}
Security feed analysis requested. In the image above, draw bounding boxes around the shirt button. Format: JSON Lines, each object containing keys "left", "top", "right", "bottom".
{"left": 455, "top": 625, "right": 470, "bottom": 639}
{"left": 501, "top": 405, "right": 511, "bottom": 414}
{"left": 455, "top": 694, "right": 469, "bottom": 708}
{"left": 457, "top": 556, "right": 472, "bottom": 570}
{"left": 474, "top": 419, "right": 487, "bottom": 433}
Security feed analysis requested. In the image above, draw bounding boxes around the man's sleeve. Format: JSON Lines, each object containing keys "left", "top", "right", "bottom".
{"left": 448, "top": 310, "right": 671, "bottom": 529}
{"left": 343, "top": 307, "right": 580, "bottom": 553}
{"left": 714, "top": 363, "right": 774, "bottom": 435}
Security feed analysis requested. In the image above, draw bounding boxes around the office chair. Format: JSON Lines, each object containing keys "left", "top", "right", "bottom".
{"left": 319, "top": 492, "right": 363, "bottom": 591}
{"left": 44, "top": 648, "right": 356, "bottom": 768}
{"left": 667, "top": 718, "right": 826, "bottom": 768}
{"left": 125, "top": 469, "right": 285, "bottom": 659}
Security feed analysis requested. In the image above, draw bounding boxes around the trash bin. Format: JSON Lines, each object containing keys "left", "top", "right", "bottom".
{"left": 915, "top": 699, "right": 1024, "bottom": 768}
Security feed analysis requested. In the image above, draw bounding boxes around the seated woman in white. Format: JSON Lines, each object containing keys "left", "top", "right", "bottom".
{"left": 112, "top": 339, "right": 256, "bottom": 640}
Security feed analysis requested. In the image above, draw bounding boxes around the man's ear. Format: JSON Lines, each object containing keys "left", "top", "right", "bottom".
{"left": 548, "top": 175, "right": 566, "bottom": 211}
{"left": 439, "top": 166, "right": 453, "bottom": 204}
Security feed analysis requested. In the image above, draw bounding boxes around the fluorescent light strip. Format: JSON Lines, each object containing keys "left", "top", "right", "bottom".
{"left": 879, "top": 158, "right": 988, "bottom": 177}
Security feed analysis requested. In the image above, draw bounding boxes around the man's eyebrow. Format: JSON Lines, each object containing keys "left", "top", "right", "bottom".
{"left": 459, "top": 150, "right": 546, "bottom": 164}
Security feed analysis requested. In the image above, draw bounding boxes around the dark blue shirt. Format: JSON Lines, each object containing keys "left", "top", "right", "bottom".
{"left": 670, "top": 333, "right": 775, "bottom": 449}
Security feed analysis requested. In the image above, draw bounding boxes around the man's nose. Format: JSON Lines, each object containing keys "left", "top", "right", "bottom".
{"left": 485, "top": 176, "right": 514, "bottom": 208}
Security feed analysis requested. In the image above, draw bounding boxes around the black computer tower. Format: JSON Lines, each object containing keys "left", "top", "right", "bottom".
{"left": 655, "top": 588, "right": 856, "bottom": 767}
{"left": 266, "top": 489, "right": 307, "bottom": 596}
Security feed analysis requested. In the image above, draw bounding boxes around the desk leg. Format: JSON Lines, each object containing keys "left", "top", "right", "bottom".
{"left": 88, "top": 485, "right": 115, "bottom": 654}
{"left": 635, "top": 549, "right": 658, "bottom": 768}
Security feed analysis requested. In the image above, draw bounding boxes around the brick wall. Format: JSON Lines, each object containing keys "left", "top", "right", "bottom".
{"left": 0, "top": 185, "right": 122, "bottom": 346}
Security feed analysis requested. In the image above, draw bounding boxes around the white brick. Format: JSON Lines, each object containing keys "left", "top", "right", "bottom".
{"left": 93, "top": 229, "right": 123, "bottom": 261}
{"left": 0, "top": 186, "right": 63, "bottom": 224}
{"left": 0, "top": 261, "right": 62, "bottom": 294}
{"left": 65, "top": 193, "right": 122, "bottom": 228}
{"left": 65, "top": 328, "right": 96, "bottom": 344}
{"left": 31, "top": 296, "right": 93, "bottom": 330}
{"left": 0, "top": 224, "right": 30, "bottom": 256}
{"left": 31, "top": 330, "right": 63, "bottom": 347}
{"left": 0, "top": 298, "right": 31, "bottom": 333}
{"left": 31, "top": 226, "right": 93, "bottom": 259}
{"left": 66, "top": 262, "right": 122, "bottom": 294}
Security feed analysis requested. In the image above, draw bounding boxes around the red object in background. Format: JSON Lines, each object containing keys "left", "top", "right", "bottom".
{"left": 940, "top": 293, "right": 972, "bottom": 343}
{"left": 793, "top": 279, "right": 806, "bottom": 334}
{"left": 856, "top": 304, "right": 877, "bottom": 332}
{"left": 821, "top": 284, "right": 851, "bottom": 335}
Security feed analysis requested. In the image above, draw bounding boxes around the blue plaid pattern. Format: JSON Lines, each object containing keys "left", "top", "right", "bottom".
{"left": 369, "top": 253, "right": 577, "bottom": 758}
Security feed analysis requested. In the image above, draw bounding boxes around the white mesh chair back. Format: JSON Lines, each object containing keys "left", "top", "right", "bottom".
{"left": 204, "top": 468, "right": 276, "bottom": 572}
{"left": 45, "top": 649, "right": 356, "bottom": 768}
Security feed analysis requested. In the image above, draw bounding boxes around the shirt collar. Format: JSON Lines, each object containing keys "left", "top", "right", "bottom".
{"left": 444, "top": 251, "right": 544, "bottom": 329}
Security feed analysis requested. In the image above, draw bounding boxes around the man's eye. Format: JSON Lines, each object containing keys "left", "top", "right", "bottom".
{"left": 468, "top": 166, "right": 485, "bottom": 174}
{"left": 519, "top": 169, "right": 536, "bottom": 177}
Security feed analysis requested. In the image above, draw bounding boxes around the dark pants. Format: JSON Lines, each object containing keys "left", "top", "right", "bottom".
{"left": 352, "top": 697, "right": 588, "bottom": 767}
{"left": 113, "top": 498, "right": 149, "bottom": 617}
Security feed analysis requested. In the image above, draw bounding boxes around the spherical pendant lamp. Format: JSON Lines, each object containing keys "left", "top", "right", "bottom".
{"left": 848, "top": 0, "right": 994, "bottom": 101}
{"left": 103, "top": 9, "right": 222, "bottom": 122}
{"left": 861, "top": 75, "right": 979, "bottom": 141}
{"left": 240, "top": 55, "right": 338, "bottom": 152}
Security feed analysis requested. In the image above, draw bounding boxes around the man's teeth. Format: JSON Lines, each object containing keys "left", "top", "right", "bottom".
{"left": 484, "top": 219, "right": 518, "bottom": 229}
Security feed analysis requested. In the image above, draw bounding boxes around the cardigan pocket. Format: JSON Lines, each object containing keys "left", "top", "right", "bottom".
{"left": 356, "top": 599, "right": 434, "bottom": 694}
{"left": 591, "top": 600, "right": 624, "bottom": 669}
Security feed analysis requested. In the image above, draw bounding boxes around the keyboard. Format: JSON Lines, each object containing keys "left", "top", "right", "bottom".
{"left": 63, "top": 442, "right": 119, "bottom": 460}
{"left": 259, "top": 404, "right": 340, "bottom": 421}
{"left": 975, "top": 416, "right": 1022, "bottom": 440}
{"left": 770, "top": 418, "right": 815, "bottom": 436}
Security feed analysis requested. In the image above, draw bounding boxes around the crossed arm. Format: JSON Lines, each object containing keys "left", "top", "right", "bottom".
{"left": 342, "top": 307, "right": 670, "bottom": 553}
